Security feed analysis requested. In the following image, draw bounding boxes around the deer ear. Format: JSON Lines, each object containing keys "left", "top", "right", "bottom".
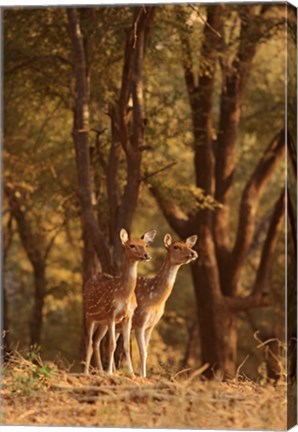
{"left": 120, "top": 228, "right": 129, "bottom": 245}
{"left": 141, "top": 229, "right": 157, "bottom": 244}
{"left": 164, "top": 233, "right": 172, "bottom": 249}
{"left": 185, "top": 235, "right": 198, "bottom": 248}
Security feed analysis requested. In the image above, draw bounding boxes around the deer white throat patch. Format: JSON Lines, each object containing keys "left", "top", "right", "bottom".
{"left": 167, "top": 266, "right": 179, "bottom": 287}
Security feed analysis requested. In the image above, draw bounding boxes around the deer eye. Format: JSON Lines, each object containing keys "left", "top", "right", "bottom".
{"left": 174, "top": 245, "right": 181, "bottom": 250}
{"left": 130, "top": 244, "right": 136, "bottom": 249}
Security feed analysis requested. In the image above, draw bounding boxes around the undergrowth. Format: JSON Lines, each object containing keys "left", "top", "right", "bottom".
{"left": 1, "top": 350, "right": 289, "bottom": 429}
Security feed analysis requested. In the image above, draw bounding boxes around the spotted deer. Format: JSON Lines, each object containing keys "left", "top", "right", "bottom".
{"left": 116, "top": 233, "right": 198, "bottom": 378}
{"left": 134, "top": 234, "right": 198, "bottom": 377}
{"left": 83, "top": 228, "right": 157, "bottom": 375}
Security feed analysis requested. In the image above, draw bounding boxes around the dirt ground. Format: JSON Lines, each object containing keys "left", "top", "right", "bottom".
{"left": 1, "top": 353, "right": 289, "bottom": 430}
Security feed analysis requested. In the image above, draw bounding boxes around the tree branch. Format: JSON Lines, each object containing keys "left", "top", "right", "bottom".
{"left": 225, "top": 295, "right": 270, "bottom": 312}
{"left": 288, "top": 130, "right": 297, "bottom": 179}
{"left": 148, "top": 183, "right": 190, "bottom": 238}
{"left": 230, "top": 129, "right": 285, "bottom": 292}
{"left": 193, "top": 4, "right": 224, "bottom": 196}
{"left": 288, "top": 188, "right": 297, "bottom": 259}
{"left": 43, "top": 219, "right": 66, "bottom": 262}
{"left": 252, "top": 188, "right": 285, "bottom": 298}
{"left": 90, "top": 128, "right": 108, "bottom": 175}
{"left": 177, "top": 9, "right": 196, "bottom": 108}
{"left": 141, "top": 161, "right": 177, "bottom": 182}
{"left": 3, "top": 212, "right": 14, "bottom": 265}
{"left": 214, "top": 6, "right": 264, "bottom": 270}
{"left": 188, "top": 4, "right": 222, "bottom": 38}
{"left": 106, "top": 106, "right": 121, "bottom": 243}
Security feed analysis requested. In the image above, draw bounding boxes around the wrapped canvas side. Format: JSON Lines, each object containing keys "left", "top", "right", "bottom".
{"left": 287, "top": 2, "right": 297, "bottom": 429}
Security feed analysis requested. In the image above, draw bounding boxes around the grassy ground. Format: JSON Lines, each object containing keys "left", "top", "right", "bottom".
{"left": 1, "top": 352, "right": 288, "bottom": 429}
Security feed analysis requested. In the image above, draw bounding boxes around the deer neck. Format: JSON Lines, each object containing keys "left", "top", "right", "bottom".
{"left": 152, "top": 257, "right": 180, "bottom": 303}
{"left": 120, "top": 256, "right": 138, "bottom": 297}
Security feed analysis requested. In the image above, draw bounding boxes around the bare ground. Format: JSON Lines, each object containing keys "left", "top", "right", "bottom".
{"left": 1, "top": 353, "right": 288, "bottom": 430}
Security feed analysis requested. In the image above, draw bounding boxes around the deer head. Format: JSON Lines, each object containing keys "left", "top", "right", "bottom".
{"left": 163, "top": 233, "right": 198, "bottom": 265}
{"left": 120, "top": 228, "right": 157, "bottom": 262}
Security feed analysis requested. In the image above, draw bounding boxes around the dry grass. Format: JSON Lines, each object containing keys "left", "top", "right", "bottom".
{"left": 1, "top": 352, "right": 287, "bottom": 429}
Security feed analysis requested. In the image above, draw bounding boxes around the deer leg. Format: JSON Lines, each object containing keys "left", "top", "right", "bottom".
{"left": 112, "top": 332, "right": 120, "bottom": 373}
{"left": 93, "top": 325, "right": 108, "bottom": 371}
{"left": 107, "top": 320, "right": 116, "bottom": 374}
{"left": 135, "top": 326, "right": 147, "bottom": 378}
{"left": 122, "top": 318, "right": 134, "bottom": 375}
{"left": 84, "top": 321, "right": 95, "bottom": 375}
{"left": 145, "top": 326, "right": 154, "bottom": 350}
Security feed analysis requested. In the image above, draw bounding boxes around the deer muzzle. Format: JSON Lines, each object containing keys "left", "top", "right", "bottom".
{"left": 141, "top": 253, "right": 151, "bottom": 261}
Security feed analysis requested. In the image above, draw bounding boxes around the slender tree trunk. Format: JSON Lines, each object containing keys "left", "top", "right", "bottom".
{"left": 5, "top": 186, "right": 51, "bottom": 349}
{"left": 2, "top": 214, "right": 13, "bottom": 359}
{"left": 111, "top": 7, "right": 155, "bottom": 272}
{"left": 2, "top": 282, "right": 11, "bottom": 360}
{"left": 29, "top": 263, "right": 46, "bottom": 346}
{"left": 67, "top": 8, "right": 112, "bottom": 277}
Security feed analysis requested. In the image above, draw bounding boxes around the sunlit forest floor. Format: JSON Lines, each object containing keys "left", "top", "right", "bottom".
{"left": 1, "top": 352, "right": 287, "bottom": 429}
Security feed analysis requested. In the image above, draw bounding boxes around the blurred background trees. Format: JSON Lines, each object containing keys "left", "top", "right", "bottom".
{"left": 3, "top": 3, "right": 294, "bottom": 380}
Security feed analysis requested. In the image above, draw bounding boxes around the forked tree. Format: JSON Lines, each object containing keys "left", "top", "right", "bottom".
{"left": 67, "top": 7, "right": 155, "bottom": 363}
{"left": 67, "top": 6, "right": 155, "bottom": 279}
{"left": 151, "top": 4, "right": 286, "bottom": 378}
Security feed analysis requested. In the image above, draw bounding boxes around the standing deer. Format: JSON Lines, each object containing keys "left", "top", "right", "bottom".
{"left": 83, "top": 228, "right": 157, "bottom": 375}
{"left": 133, "top": 233, "right": 198, "bottom": 377}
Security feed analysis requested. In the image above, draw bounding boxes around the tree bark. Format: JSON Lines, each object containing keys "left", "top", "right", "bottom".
{"left": 5, "top": 187, "right": 48, "bottom": 347}
{"left": 29, "top": 263, "right": 46, "bottom": 346}
{"left": 230, "top": 130, "right": 285, "bottom": 293}
{"left": 67, "top": 8, "right": 112, "bottom": 275}
{"left": 2, "top": 213, "right": 13, "bottom": 359}
{"left": 190, "top": 262, "right": 238, "bottom": 379}
{"left": 111, "top": 7, "right": 155, "bottom": 272}
{"left": 2, "top": 280, "right": 10, "bottom": 359}
{"left": 252, "top": 189, "right": 285, "bottom": 298}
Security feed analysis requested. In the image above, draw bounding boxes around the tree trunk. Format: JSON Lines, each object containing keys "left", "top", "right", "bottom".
{"left": 29, "top": 263, "right": 46, "bottom": 347}
{"left": 111, "top": 7, "right": 155, "bottom": 272}
{"left": 2, "top": 281, "right": 11, "bottom": 360}
{"left": 5, "top": 186, "right": 51, "bottom": 350}
{"left": 191, "top": 254, "right": 237, "bottom": 378}
{"left": 2, "top": 214, "right": 13, "bottom": 359}
{"left": 67, "top": 8, "right": 112, "bottom": 277}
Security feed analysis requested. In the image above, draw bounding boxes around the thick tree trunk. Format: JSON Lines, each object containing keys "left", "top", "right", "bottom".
{"left": 191, "top": 231, "right": 237, "bottom": 378}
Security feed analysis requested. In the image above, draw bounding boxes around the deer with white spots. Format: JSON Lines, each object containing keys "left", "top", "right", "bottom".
{"left": 83, "top": 228, "right": 157, "bottom": 375}
{"left": 132, "top": 233, "right": 198, "bottom": 378}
